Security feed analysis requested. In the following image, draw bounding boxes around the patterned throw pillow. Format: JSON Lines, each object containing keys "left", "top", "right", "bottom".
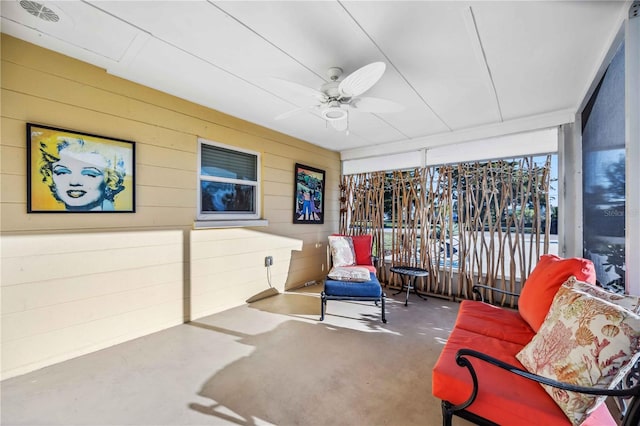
{"left": 328, "top": 235, "right": 356, "bottom": 267}
{"left": 516, "top": 284, "right": 640, "bottom": 425}
{"left": 565, "top": 276, "right": 640, "bottom": 314}
{"left": 327, "top": 266, "right": 371, "bottom": 282}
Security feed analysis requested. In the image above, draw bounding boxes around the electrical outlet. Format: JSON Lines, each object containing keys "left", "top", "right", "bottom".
{"left": 265, "top": 256, "right": 273, "bottom": 267}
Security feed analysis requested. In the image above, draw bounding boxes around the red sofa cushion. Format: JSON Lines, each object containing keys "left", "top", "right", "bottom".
{"left": 432, "top": 327, "right": 616, "bottom": 425}
{"left": 517, "top": 254, "right": 596, "bottom": 331}
{"left": 433, "top": 328, "right": 568, "bottom": 425}
{"left": 454, "top": 300, "right": 535, "bottom": 346}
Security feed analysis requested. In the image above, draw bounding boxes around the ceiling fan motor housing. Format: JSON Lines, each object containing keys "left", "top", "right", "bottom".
{"left": 327, "top": 67, "right": 343, "bottom": 80}
{"left": 321, "top": 81, "right": 341, "bottom": 99}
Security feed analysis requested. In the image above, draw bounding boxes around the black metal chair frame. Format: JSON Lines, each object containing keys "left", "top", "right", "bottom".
{"left": 440, "top": 284, "right": 640, "bottom": 426}
{"left": 320, "top": 291, "right": 387, "bottom": 323}
{"left": 320, "top": 248, "right": 387, "bottom": 323}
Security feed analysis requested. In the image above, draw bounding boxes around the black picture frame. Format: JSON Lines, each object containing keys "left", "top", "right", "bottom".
{"left": 293, "top": 163, "right": 325, "bottom": 224}
{"left": 27, "top": 123, "right": 136, "bottom": 213}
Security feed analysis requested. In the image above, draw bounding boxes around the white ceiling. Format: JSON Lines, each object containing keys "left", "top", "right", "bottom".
{"left": 1, "top": 1, "right": 629, "bottom": 158}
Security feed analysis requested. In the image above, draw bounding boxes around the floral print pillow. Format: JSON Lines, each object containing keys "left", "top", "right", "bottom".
{"left": 328, "top": 236, "right": 356, "bottom": 267}
{"left": 516, "top": 284, "right": 640, "bottom": 425}
{"left": 565, "top": 276, "right": 640, "bottom": 314}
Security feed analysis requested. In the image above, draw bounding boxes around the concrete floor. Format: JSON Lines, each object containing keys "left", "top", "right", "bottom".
{"left": 1, "top": 285, "right": 468, "bottom": 426}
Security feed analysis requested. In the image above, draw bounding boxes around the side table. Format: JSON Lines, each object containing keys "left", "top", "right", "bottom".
{"left": 389, "top": 266, "right": 429, "bottom": 306}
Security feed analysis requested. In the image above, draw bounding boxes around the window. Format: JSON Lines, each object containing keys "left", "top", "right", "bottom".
{"left": 197, "top": 138, "right": 260, "bottom": 221}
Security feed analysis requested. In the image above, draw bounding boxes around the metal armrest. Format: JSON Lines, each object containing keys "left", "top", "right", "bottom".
{"left": 472, "top": 284, "right": 520, "bottom": 303}
{"left": 452, "top": 348, "right": 640, "bottom": 426}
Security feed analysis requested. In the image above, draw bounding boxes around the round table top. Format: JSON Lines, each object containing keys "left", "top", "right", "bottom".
{"left": 390, "top": 266, "right": 429, "bottom": 276}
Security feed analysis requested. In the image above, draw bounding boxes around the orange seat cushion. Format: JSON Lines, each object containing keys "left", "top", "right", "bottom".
{"left": 454, "top": 300, "right": 535, "bottom": 346}
{"left": 517, "top": 254, "right": 596, "bottom": 331}
{"left": 432, "top": 327, "right": 616, "bottom": 425}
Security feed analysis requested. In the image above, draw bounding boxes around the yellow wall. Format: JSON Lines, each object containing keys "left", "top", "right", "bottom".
{"left": 0, "top": 35, "right": 339, "bottom": 379}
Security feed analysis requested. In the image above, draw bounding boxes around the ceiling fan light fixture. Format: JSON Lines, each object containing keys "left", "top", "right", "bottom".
{"left": 321, "top": 101, "right": 347, "bottom": 121}
{"left": 322, "top": 107, "right": 347, "bottom": 121}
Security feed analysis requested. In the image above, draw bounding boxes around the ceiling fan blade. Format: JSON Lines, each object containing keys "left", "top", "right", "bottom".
{"left": 268, "top": 78, "right": 326, "bottom": 103}
{"left": 329, "top": 117, "right": 349, "bottom": 132}
{"left": 348, "top": 96, "right": 405, "bottom": 113}
{"left": 338, "top": 62, "right": 386, "bottom": 98}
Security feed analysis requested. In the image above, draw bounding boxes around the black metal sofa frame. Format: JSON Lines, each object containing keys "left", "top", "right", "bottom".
{"left": 440, "top": 284, "right": 640, "bottom": 426}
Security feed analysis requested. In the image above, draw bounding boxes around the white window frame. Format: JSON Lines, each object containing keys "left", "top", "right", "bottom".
{"left": 197, "top": 138, "right": 261, "bottom": 221}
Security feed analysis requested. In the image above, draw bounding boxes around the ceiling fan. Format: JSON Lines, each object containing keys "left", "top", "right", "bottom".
{"left": 272, "top": 62, "right": 404, "bottom": 132}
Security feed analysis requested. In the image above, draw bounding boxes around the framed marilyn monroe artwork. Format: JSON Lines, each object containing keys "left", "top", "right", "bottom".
{"left": 27, "top": 123, "right": 135, "bottom": 213}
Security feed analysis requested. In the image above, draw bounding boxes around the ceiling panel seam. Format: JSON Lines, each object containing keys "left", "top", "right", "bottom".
{"left": 339, "top": 1, "right": 453, "bottom": 132}
{"left": 465, "top": 6, "right": 503, "bottom": 122}
{"left": 209, "top": 1, "right": 326, "bottom": 82}
{"left": 370, "top": 113, "right": 411, "bottom": 139}
{"left": 83, "top": 0, "right": 151, "bottom": 35}
{"left": 88, "top": 0, "right": 302, "bottom": 109}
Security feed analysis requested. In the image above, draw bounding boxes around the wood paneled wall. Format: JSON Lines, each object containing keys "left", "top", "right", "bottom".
{"left": 0, "top": 35, "right": 339, "bottom": 379}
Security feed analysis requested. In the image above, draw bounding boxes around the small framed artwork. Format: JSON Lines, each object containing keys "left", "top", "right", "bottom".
{"left": 293, "top": 163, "right": 325, "bottom": 224}
{"left": 27, "top": 123, "right": 136, "bottom": 213}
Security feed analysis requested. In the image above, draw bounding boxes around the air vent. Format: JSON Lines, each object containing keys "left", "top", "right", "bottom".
{"left": 19, "top": 1, "right": 60, "bottom": 22}
{"left": 631, "top": 1, "right": 640, "bottom": 19}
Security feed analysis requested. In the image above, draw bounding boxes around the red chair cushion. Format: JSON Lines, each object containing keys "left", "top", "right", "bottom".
{"left": 331, "top": 234, "right": 373, "bottom": 266}
{"left": 517, "top": 254, "right": 596, "bottom": 332}
{"left": 351, "top": 234, "right": 373, "bottom": 266}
